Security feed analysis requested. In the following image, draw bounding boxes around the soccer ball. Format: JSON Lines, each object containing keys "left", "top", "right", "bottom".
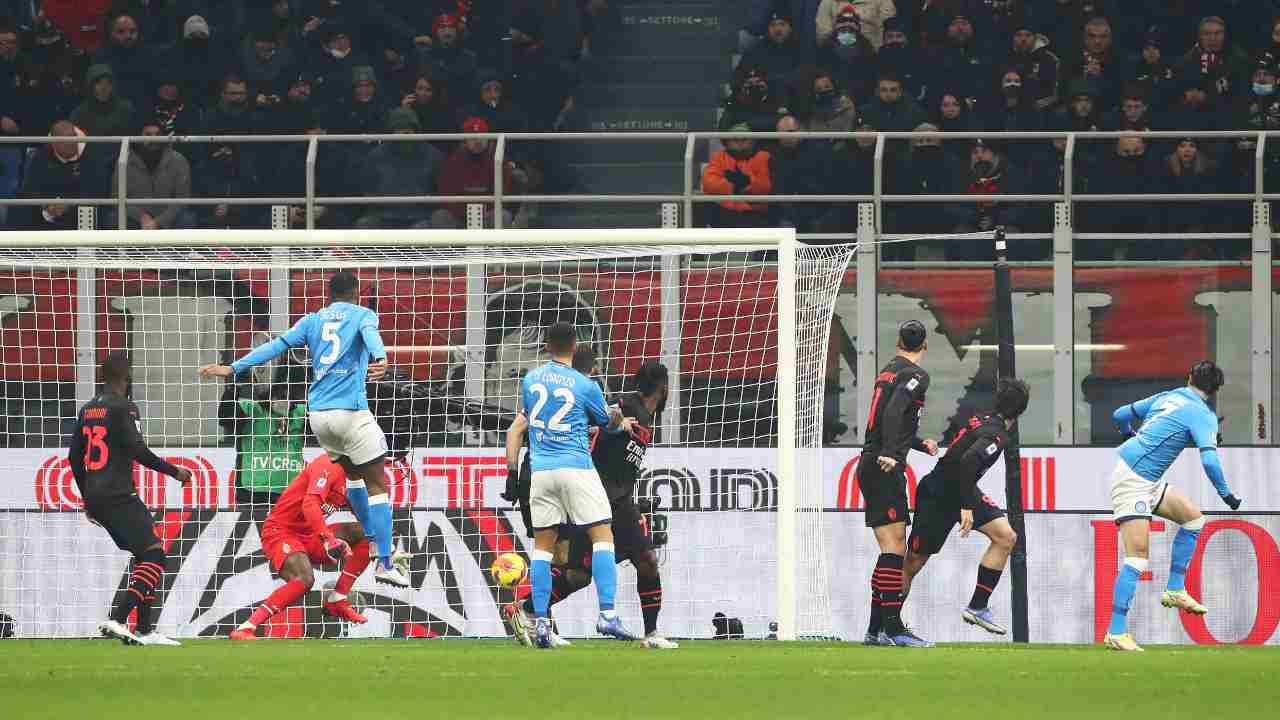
{"left": 490, "top": 552, "right": 528, "bottom": 588}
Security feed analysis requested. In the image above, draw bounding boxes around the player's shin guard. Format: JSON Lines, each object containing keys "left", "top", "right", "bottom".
{"left": 969, "top": 564, "right": 1004, "bottom": 610}
{"left": 529, "top": 549, "right": 554, "bottom": 619}
{"left": 873, "top": 553, "right": 906, "bottom": 634}
{"left": 367, "top": 493, "right": 394, "bottom": 565}
{"left": 335, "top": 540, "right": 372, "bottom": 597}
{"left": 1108, "top": 557, "right": 1148, "bottom": 636}
{"left": 112, "top": 548, "right": 165, "bottom": 634}
{"left": 592, "top": 542, "right": 618, "bottom": 615}
{"left": 345, "top": 478, "right": 372, "bottom": 532}
{"left": 243, "top": 579, "right": 309, "bottom": 630}
{"left": 638, "top": 573, "right": 662, "bottom": 636}
{"left": 1168, "top": 517, "right": 1205, "bottom": 592}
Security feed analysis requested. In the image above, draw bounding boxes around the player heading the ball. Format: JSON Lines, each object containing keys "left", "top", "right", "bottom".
{"left": 70, "top": 352, "right": 192, "bottom": 646}
{"left": 1103, "top": 360, "right": 1241, "bottom": 652}
{"left": 198, "top": 270, "right": 408, "bottom": 588}
{"left": 522, "top": 321, "right": 640, "bottom": 648}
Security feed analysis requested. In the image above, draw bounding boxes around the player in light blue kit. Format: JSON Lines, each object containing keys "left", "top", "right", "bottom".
{"left": 523, "top": 322, "right": 639, "bottom": 648}
{"left": 198, "top": 271, "right": 409, "bottom": 587}
{"left": 1102, "top": 361, "right": 1242, "bottom": 652}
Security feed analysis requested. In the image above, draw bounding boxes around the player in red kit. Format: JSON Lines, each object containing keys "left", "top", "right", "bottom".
{"left": 230, "top": 455, "right": 372, "bottom": 639}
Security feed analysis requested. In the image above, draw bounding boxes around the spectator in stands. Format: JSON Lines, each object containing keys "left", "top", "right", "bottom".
{"left": 91, "top": 11, "right": 160, "bottom": 112}
{"left": 310, "top": 22, "right": 369, "bottom": 110}
{"left": 861, "top": 71, "right": 927, "bottom": 131}
{"left": 943, "top": 139, "right": 1031, "bottom": 254}
{"left": 14, "top": 18, "right": 81, "bottom": 137}
{"left": 278, "top": 111, "right": 352, "bottom": 229}
{"left": 204, "top": 74, "right": 261, "bottom": 136}
{"left": 432, "top": 116, "right": 522, "bottom": 229}
{"left": 743, "top": 0, "right": 822, "bottom": 52}
{"left": 1059, "top": 16, "right": 1132, "bottom": 112}
{"left": 354, "top": 108, "right": 444, "bottom": 229}
{"left": 1160, "top": 138, "right": 1221, "bottom": 237}
{"left": 738, "top": 5, "right": 812, "bottom": 104}
{"left": 1161, "top": 74, "right": 1225, "bottom": 168}
{"left": 884, "top": 123, "right": 953, "bottom": 251}
{"left": 1084, "top": 135, "right": 1154, "bottom": 257}
{"left": 423, "top": 13, "right": 478, "bottom": 103}
{"left": 1053, "top": 78, "right": 1101, "bottom": 131}
{"left": 151, "top": 72, "right": 205, "bottom": 138}
{"left": 0, "top": 20, "right": 19, "bottom": 136}
{"left": 272, "top": 71, "right": 320, "bottom": 133}
{"left": 875, "top": 16, "right": 927, "bottom": 103}
{"left": 816, "top": 6, "right": 876, "bottom": 104}
{"left": 801, "top": 68, "right": 858, "bottom": 137}
{"left": 926, "top": 13, "right": 992, "bottom": 113}
{"left": 19, "top": 120, "right": 109, "bottom": 230}
{"left": 70, "top": 64, "right": 137, "bottom": 137}
{"left": 507, "top": 11, "right": 580, "bottom": 131}
{"left": 195, "top": 140, "right": 263, "bottom": 230}
{"left": 935, "top": 91, "right": 980, "bottom": 163}
{"left": 817, "top": 1, "right": 897, "bottom": 52}
{"left": 219, "top": 359, "right": 309, "bottom": 512}
{"left": 719, "top": 67, "right": 784, "bottom": 131}
{"left": 1102, "top": 83, "right": 1153, "bottom": 131}
{"left": 41, "top": 0, "right": 113, "bottom": 55}
{"left": 243, "top": 25, "right": 297, "bottom": 103}
{"left": 1037, "top": 0, "right": 1105, "bottom": 63}
{"left": 401, "top": 68, "right": 458, "bottom": 138}
{"left": 1132, "top": 25, "right": 1176, "bottom": 111}
{"left": 330, "top": 65, "right": 389, "bottom": 135}
{"left": 768, "top": 114, "right": 837, "bottom": 233}
{"left": 110, "top": 121, "right": 194, "bottom": 230}
{"left": 1231, "top": 54, "right": 1280, "bottom": 184}
{"left": 983, "top": 68, "right": 1046, "bottom": 170}
{"left": 1175, "top": 16, "right": 1249, "bottom": 105}
{"left": 700, "top": 123, "right": 773, "bottom": 228}
{"left": 464, "top": 73, "right": 529, "bottom": 132}
{"left": 168, "top": 14, "right": 226, "bottom": 107}
{"left": 379, "top": 45, "right": 417, "bottom": 98}
{"left": 1005, "top": 14, "right": 1059, "bottom": 111}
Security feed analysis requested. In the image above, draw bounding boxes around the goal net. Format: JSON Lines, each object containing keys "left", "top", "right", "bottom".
{"left": 0, "top": 228, "right": 852, "bottom": 641}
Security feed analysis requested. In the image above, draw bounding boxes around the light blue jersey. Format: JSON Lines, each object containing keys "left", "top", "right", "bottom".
{"left": 231, "top": 302, "right": 386, "bottom": 411}
{"left": 1113, "top": 386, "right": 1230, "bottom": 496}
{"left": 521, "top": 360, "right": 613, "bottom": 472}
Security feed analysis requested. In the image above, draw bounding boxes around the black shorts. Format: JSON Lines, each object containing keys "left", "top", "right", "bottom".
{"left": 859, "top": 461, "right": 910, "bottom": 528}
{"left": 567, "top": 497, "right": 654, "bottom": 569}
{"left": 908, "top": 478, "right": 1005, "bottom": 556}
{"left": 84, "top": 494, "right": 159, "bottom": 555}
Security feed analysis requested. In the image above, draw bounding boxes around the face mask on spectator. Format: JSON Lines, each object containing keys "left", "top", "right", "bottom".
{"left": 814, "top": 89, "right": 837, "bottom": 108}
{"left": 1255, "top": 82, "right": 1276, "bottom": 96}
{"left": 1002, "top": 79, "right": 1022, "bottom": 96}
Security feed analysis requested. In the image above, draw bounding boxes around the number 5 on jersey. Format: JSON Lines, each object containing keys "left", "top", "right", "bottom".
{"left": 527, "top": 383, "right": 576, "bottom": 432}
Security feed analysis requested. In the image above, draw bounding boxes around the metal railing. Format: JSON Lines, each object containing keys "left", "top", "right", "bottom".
{"left": 0, "top": 130, "right": 1276, "bottom": 448}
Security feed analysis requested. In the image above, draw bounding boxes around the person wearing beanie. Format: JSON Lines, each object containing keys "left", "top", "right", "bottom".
{"left": 241, "top": 23, "right": 297, "bottom": 104}
{"left": 462, "top": 72, "right": 529, "bottom": 133}
{"left": 310, "top": 21, "right": 370, "bottom": 110}
{"left": 90, "top": 11, "right": 162, "bottom": 112}
{"left": 817, "top": 5, "right": 877, "bottom": 103}
{"left": 70, "top": 64, "right": 137, "bottom": 137}
{"left": 719, "top": 65, "right": 785, "bottom": 131}
{"left": 737, "top": 3, "right": 813, "bottom": 104}
{"left": 876, "top": 15, "right": 928, "bottom": 104}
{"left": 884, "top": 122, "right": 953, "bottom": 252}
{"left": 165, "top": 13, "right": 228, "bottom": 107}
{"left": 432, "top": 116, "right": 524, "bottom": 229}
{"left": 816, "top": 1, "right": 897, "bottom": 51}
{"left": 422, "top": 13, "right": 478, "bottom": 99}
{"left": 943, "top": 138, "right": 1032, "bottom": 257}
{"left": 329, "top": 64, "right": 388, "bottom": 135}
{"left": 1131, "top": 24, "right": 1176, "bottom": 110}
{"left": 699, "top": 123, "right": 772, "bottom": 228}
{"left": 352, "top": 108, "right": 444, "bottom": 230}
{"left": 1004, "top": 13, "right": 1060, "bottom": 111}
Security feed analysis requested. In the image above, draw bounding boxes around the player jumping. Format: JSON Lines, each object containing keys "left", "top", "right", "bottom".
{"left": 70, "top": 352, "right": 192, "bottom": 646}
{"left": 858, "top": 320, "right": 938, "bottom": 647}
{"left": 199, "top": 271, "right": 408, "bottom": 588}
{"left": 901, "top": 379, "right": 1030, "bottom": 637}
{"left": 1103, "top": 361, "right": 1241, "bottom": 652}
{"left": 506, "top": 357, "right": 678, "bottom": 649}
{"left": 231, "top": 455, "right": 371, "bottom": 639}
{"left": 522, "top": 322, "right": 639, "bottom": 648}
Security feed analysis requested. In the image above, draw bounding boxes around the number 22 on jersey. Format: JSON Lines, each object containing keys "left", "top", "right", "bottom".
{"left": 527, "top": 383, "right": 576, "bottom": 432}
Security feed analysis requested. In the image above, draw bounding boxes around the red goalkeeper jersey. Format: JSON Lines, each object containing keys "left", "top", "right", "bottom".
{"left": 263, "top": 455, "right": 351, "bottom": 538}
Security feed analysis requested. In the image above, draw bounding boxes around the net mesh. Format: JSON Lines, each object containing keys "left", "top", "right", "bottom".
{"left": 0, "top": 232, "right": 853, "bottom": 640}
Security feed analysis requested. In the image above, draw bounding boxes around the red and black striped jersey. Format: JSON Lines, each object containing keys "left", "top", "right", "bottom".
{"left": 68, "top": 391, "right": 178, "bottom": 500}
{"left": 861, "top": 356, "right": 930, "bottom": 463}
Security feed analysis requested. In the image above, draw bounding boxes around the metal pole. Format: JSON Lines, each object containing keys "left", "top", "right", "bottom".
{"left": 659, "top": 207, "right": 682, "bottom": 444}
{"left": 464, "top": 202, "right": 486, "bottom": 445}
{"left": 116, "top": 139, "right": 129, "bottom": 230}
{"left": 74, "top": 247, "right": 96, "bottom": 407}
{"left": 855, "top": 204, "right": 877, "bottom": 436}
{"left": 683, "top": 134, "right": 696, "bottom": 228}
{"left": 993, "top": 227, "right": 1029, "bottom": 643}
{"left": 872, "top": 133, "right": 885, "bottom": 232}
{"left": 1252, "top": 200, "right": 1272, "bottom": 444}
{"left": 1053, "top": 202, "right": 1074, "bottom": 444}
{"left": 493, "top": 135, "right": 506, "bottom": 229}
{"left": 1063, "top": 133, "right": 1076, "bottom": 210}
{"left": 305, "top": 136, "right": 317, "bottom": 230}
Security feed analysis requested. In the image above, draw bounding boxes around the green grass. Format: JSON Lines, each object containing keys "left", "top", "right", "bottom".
{"left": 3, "top": 640, "right": 1279, "bottom": 719}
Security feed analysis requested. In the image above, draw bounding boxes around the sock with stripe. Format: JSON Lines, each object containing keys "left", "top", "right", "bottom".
{"left": 241, "top": 579, "right": 309, "bottom": 630}
{"left": 1108, "top": 557, "right": 1147, "bottom": 636}
{"left": 874, "top": 553, "right": 906, "bottom": 635}
{"left": 112, "top": 548, "right": 165, "bottom": 634}
{"left": 1168, "top": 518, "right": 1203, "bottom": 592}
{"left": 529, "top": 549, "right": 553, "bottom": 619}
{"left": 333, "top": 540, "right": 372, "bottom": 598}
{"left": 968, "top": 564, "right": 1003, "bottom": 610}
{"left": 592, "top": 542, "right": 618, "bottom": 617}
{"left": 368, "top": 493, "right": 394, "bottom": 566}
{"left": 638, "top": 573, "right": 663, "bottom": 636}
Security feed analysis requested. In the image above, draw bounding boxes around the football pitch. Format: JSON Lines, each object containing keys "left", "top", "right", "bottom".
{"left": 3, "top": 640, "right": 1278, "bottom": 719}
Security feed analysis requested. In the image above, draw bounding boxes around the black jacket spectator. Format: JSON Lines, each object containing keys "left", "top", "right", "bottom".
{"left": 1083, "top": 136, "right": 1156, "bottom": 255}
{"left": 943, "top": 140, "right": 1034, "bottom": 257}
{"left": 815, "top": 8, "right": 877, "bottom": 105}
{"left": 876, "top": 17, "right": 929, "bottom": 104}
{"left": 195, "top": 142, "right": 263, "bottom": 230}
{"left": 462, "top": 73, "right": 530, "bottom": 133}
{"left": 308, "top": 23, "right": 371, "bottom": 111}
{"left": 862, "top": 74, "right": 929, "bottom": 132}
{"left": 1131, "top": 26, "right": 1178, "bottom": 111}
{"left": 507, "top": 24, "right": 579, "bottom": 131}
{"left": 401, "top": 69, "right": 458, "bottom": 140}
{"left": 1059, "top": 17, "right": 1135, "bottom": 112}
{"left": 719, "top": 67, "right": 785, "bottom": 131}
{"left": 150, "top": 75, "right": 205, "bottom": 138}
{"left": 1174, "top": 17, "right": 1250, "bottom": 105}
{"left": 925, "top": 13, "right": 993, "bottom": 111}
{"left": 18, "top": 123, "right": 111, "bottom": 230}
{"left": 69, "top": 64, "right": 137, "bottom": 137}
{"left": 166, "top": 17, "right": 230, "bottom": 107}
{"left": 91, "top": 12, "right": 162, "bottom": 111}
{"left": 328, "top": 65, "right": 390, "bottom": 135}
{"left": 1159, "top": 139, "right": 1222, "bottom": 236}
{"left": 884, "top": 131, "right": 956, "bottom": 241}
{"left": 1005, "top": 19, "right": 1060, "bottom": 111}
{"left": 242, "top": 28, "right": 298, "bottom": 100}
{"left": 421, "top": 14, "right": 478, "bottom": 102}
{"left": 769, "top": 116, "right": 838, "bottom": 233}
{"left": 10, "top": 25, "right": 82, "bottom": 137}
{"left": 737, "top": 6, "right": 812, "bottom": 104}
{"left": 1101, "top": 84, "right": 1155, "bottom": 131}
{"left": 276, "top": 117, "right": 355, "bottom": 229}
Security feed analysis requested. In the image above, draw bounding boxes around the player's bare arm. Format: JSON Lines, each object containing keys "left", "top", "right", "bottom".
{"left": 197, "top": 363, "right": 234, "bottom": 379}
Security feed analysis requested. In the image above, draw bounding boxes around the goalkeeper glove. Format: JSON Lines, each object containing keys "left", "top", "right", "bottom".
{"left": 1221, "top": 493, "right": 1242, "bottom": 510}
{"left": 320, "top": 532, "right": 352, "bottom": 561}
{"left": 501, "top": 466, "right": 520, "bottom": 504}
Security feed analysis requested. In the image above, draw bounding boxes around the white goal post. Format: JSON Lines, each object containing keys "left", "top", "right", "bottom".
{"left": 0, "top": 228, "right": 852, "bottom": 641}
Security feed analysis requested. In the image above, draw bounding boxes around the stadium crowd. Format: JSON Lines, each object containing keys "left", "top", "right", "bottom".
{"left": 0, "top": 1, "right": 592, "bottom": 231}
{"left": 709, "top": 0, "right": 1280, "bottom": 260}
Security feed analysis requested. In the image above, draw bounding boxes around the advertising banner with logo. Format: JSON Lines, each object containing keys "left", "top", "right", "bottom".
{"left": 1, "top": 447, "right": 1276, "bottom": 643}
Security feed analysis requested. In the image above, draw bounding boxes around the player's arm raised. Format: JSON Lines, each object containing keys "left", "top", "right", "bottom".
{"left": 878, "top": 372, "right": 929, "bottom": 471}
{"left": 1190, "top": 410, "right": 1241, "bottom": 509}
{"left": 359, "top": 309, "right": 388, "bottom": 381}
{"left": 119, "top": 403, "right": 191, "bottom": 484}
{"left": 198, "top": 315, "right": 313, "bottom": 379}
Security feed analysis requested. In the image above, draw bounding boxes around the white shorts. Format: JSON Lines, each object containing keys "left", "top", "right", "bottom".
{"left": 309, "top": 409, "right": 388, "bottom": 466}
{"left": 1110, "top": 459, "right": 1169, "bottom": 523}
{"left": 529, "top": 468, "right": 612, "bottom": 530}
